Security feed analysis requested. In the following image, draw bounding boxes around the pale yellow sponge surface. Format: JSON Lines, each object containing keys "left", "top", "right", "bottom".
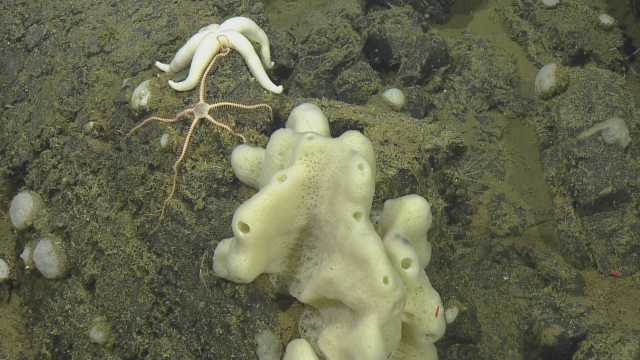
{"left": 214, "top": 103, "right": 445, "bottom": 360}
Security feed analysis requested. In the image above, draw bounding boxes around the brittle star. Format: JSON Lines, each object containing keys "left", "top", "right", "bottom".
{"left": 127, "top": 46, "right": 273, "bottom": 236}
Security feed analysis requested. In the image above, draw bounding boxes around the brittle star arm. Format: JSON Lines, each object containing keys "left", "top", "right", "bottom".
{"left": 208, "top": 101, "right": 274, "bottom": 123}
{"left": 147, "top": 116, "right": 206, "bottom": 237}
{"left": 126, "top": 109, "right": 195, "bottom": 136}
{"left": 203, "top": 114, "right": 247, "bottom": 143}
{"left": 198, "top": 47, "right": 231, "bottom": 103}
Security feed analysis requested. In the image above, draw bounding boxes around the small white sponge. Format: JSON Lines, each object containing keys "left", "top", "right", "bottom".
{"left": 382, "top": 88, "right": 406, "bottom": 112}
{"left": 214, "top": 103, "right": 444, "bottom": 360}
{"left": 255, "top": 330, "right": 282, "bottom": 360}
{"left": 9, "top": 191, "right": 43, "bottom": 230}
{"left": 33, "top": 235, "right": 68, "bottom": 279}
{"left": 577, "top": 117, "right": 631, "bottom": 148}
{"left": 88, "top": 317, "right": 112, "bottom": 346}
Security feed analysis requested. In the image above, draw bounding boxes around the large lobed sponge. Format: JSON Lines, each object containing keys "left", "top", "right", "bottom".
{"left": 214, "top": 103, "right": 445, "bottom": 360}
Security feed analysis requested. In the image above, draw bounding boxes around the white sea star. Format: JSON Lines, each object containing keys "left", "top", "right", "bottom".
{"left": 155, "top": 16, "right": 283, "bottom": 94}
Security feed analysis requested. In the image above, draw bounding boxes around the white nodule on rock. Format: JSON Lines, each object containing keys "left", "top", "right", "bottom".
{"left": 0, "top": 258, "right": 10, "bottom": 282}
{"left": 535, "top": 63, "right": 568, "bottom": 99}
{"left": 88, "top": 317, "right": 112, "bottom": 346}
{"left": 10, "top": 191, "right": 43, "bottom": 230}
{"left": 214, "top": 102, "right": 445, "bottom": 360}
{"left": 83, "top": 121, "right": 96, "bottom": 134}
{"left": 284, "top": 339, "right": 319, "bottom": 360}
{"left": 255, "top": 330, "right": 282, "bottom": 360}
{"left": 382, "top": 88, "right": 406, "bottom": 112}
{"left": 578, "top": 117, "right": 631, "bottom": 148}
{"left": 597, "top": 14, "right": 615, "bottom": 30}
{"left": 131, "top": 79, "right": 152, "bottom": 111}
{"left": 160, "top": 133, "right": 169, "bottom": 147}
{"left": 541, "top": 0, "right": 559, "bottom": 8}
{"left": 445, "top": 306, "right": 459, "bottom": 324}
{"left": 33, "top": 235, "right": 68, "bottom": 279}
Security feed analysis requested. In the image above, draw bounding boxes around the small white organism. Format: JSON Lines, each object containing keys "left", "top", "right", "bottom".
{"left": 0, "top": 258, "right": 10, "bottom": 282}
{"left": 578, "top": 117, "right": 631, "bottom": 148}
{"left": 535, "top": 63, "right": 568, "bottom": 99}
{"left": 382, "top": 88, "right": 406, "bottom": 111}
{"left": 130, "top": 79, "right": 152, "bottom": 112}
{"left": 597, "top": 14, "right": 615, "bottom": 30}
{"left": 541, "top": 0, "right": 559, "bottom": 9}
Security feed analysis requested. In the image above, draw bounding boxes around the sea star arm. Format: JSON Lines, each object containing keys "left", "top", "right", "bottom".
{"left": 219, "top": 17, "right": 275, "bottom": 69}
{"left": 155, "top": 24, "right": 221, "bottom": 73}
{"left": 219, "top": 30, "right": 283, "bottom": 94}
{"left": 167, "top": 32, "right": 223, "bottom": 91}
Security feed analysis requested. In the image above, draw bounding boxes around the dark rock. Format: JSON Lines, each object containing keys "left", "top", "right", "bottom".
{"left": 365, "top": 20, "right": 419, "bottom": 69}
{"left": 290, "top": 64, "right": 337, "bottom": 99}
{"left": 439, "top": 344, "right": 483, "bottom": 360}
{"left": 364, "top": 16, "right": 449, "bottom": 86}
{"left": 583, "top": 209, "right": 640, "bottom": 275}
{"left": 524, "top": 245, "right": 586, "bottom": 295}
{"left": 334, "top": 61, "right": 380, "bottom": 105}
{"left": 288, "top": 3, "right": 364, "bottom": 99}
{"left": 488, "top": 200, "right": 536, "bottom": 237}
{"left": 271, "top": 30, "right": 298, "bottom": 80}
{"left": 501, "top": 0, "right": 621, "bottom": 69}
{"left": 397, "top": 32, "right": 449, "bottom": 86}
{"left": 567, "top": 152, "right": 632, "bottom": 214}
{"left": 404, "top": 86, "right": 434, "bottom": 119}
{"left": 547, "top": 28, "right": 592, "bottom": 66}
{"left": 573, "top": 331, "right": 640, "bottom": 360}
{"left": 0, "top": 43, "right": 26, "bottom": 90}
{"left": 533, "top": 298, "right": 612, "bottom": 358}
{"left": 367, "top": 0, "right": 455, "bottom": 24}
{"left": 534, "top": 67, "right": 640, "bottom": 274}
{"left": 436, "top": 32, "right": 531, "bottom": 116}
{"left": 442, "top": 304, "right": 482, "bottom": 345}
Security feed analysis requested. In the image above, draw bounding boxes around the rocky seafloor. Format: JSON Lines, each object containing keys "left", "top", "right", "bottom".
{"left": 0, "top": 0, "right": 639, "bottom": 358}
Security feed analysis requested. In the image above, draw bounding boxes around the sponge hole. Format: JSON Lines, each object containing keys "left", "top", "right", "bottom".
{"left": 352, "top": 211, "right": 363, "bottom": 220}
{"left": 402, "top": 312, "right": 415, "bottom": 322}
{"left": 237, "top": 221, "right": 250, "bottom": 234}
{"left": 382, "top": 276, "right": 389, "bottom": 285}
{"left": 306, "top": 134, "right": 315, "bottom": 140}
{"left": 401, "top": 258, "right": 412, "bottom": 269}
{"left": 357, "top": 162, "right": 365, "bottom": 170}
{"left": 277, "top": 174, "right": 287, "bottom": 182}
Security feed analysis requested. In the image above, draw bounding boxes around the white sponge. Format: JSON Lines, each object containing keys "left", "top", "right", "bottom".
{"left": 9, "top": 191, "right": 43, "bottom": 230}
{"left": 33, "top": 235, "right": 68, "bottom": 279}
{"left": 215, "top": 103, "right": 444, "bottom": 360}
